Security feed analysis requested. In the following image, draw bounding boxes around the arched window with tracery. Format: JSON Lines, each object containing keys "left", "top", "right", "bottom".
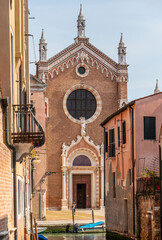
{"left": 73, "top": 155, "right": 91, "bottom": 166}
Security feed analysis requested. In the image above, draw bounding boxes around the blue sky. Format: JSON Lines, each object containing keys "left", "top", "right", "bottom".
{"left": 28, "top": 0, "right": 162, "bottom": 101}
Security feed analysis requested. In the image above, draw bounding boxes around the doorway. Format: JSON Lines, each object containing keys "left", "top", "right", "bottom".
{"left": 124, "top": 199, "right": 128, "bottom": 233}
{"left": 77, "top": 184, "right": 86, "bottom": 208}
{"left": 73, "top": 175, "right": 91, "bottom": 208}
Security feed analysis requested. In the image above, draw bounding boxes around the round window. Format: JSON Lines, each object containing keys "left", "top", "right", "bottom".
{"left": 66, "top": 89, "right": 97, "bottom": 120}
{"left": 76, "top": 64, "right": 89, "bottom": 77}
{"left": 78, "top": 66, "right": 86, "bottom": 75}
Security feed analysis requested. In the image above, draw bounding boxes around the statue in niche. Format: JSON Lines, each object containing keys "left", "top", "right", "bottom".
{"left": 80, "top": 117, "right": 86, "bottom": 137}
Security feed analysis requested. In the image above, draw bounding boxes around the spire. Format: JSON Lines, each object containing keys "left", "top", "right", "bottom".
{"left": 40, "top": 29, "right": 46, "bottom": 43}
{"left": 39, "top": 29, "right": 47, "bottom": 61}
{"left": 154, "top": 79, "right": 160, "bottom": 94}
{"left": 77, "top": 4, "right": 86, "bottom": 38}
{"left": 118, "top": 32, "right": 127, "bottom": 65}
{"left": 79, "top": 4, "right": 84, "bottom": 18}
{"left": 119, "top": 33, "right": 125, "bottom": 47}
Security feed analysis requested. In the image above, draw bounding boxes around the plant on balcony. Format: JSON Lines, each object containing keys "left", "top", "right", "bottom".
{"left": 141, "top": 167, "right": 155, "bottom": 178}
{"left": 137, "top": 168, "right": 159, "bottom": 194}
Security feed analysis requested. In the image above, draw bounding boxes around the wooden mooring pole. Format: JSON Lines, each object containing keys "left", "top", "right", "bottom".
{"left": 92, "top": 209, "right": 94, "bottom": 223}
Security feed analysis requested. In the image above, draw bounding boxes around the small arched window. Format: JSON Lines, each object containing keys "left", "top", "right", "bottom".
{"left": 73, "top": 155, "right": 91, "bottom": 166}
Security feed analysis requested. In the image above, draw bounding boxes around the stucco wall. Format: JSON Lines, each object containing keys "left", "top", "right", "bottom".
{"left": 135, "top": 93, "right": 162, "bottom": 177}
{"left": 105, "top": 163, "right": 133, "bottom": 235}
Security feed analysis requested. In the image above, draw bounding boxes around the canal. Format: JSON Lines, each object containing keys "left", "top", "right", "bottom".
{"left": 43, "top": 233, "right": 132, "bottom": 240}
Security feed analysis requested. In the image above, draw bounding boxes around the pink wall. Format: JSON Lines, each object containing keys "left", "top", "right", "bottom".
{"left": 104, "top": 107, "right": 133, "bottom": 195}
{"left": 135, "top": 93, "right": 162, "bottom": 177}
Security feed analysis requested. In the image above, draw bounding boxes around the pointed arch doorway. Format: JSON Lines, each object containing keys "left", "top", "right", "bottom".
{"left": 72, "top": 155, "right": 92, "bottom": 209}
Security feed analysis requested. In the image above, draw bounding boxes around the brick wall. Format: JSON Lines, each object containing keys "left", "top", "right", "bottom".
{"left": 137, "top": 194, "right": 160, "bottom": 240}
{"left": 0, "top": 105, "right": 14, "bottom": 236}
{"left": 45, "top": 60, "right": 119, "bottom": 208}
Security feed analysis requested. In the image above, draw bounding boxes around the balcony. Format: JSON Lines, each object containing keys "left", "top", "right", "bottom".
{"left": 12, "top": 104, "right": 45, "bottom": 147}
{"left": 137, "top": 177, "right": 160, "bottom": 195}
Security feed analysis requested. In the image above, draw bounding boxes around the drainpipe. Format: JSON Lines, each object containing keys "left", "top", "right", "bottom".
{"left": 129, "top": 105, "right": 135, "bottom": 235}
{"left": 159, "top": 145, "right": 162, "bottom": 239}
{"left": 2, "top": 98, "right": 17, "bottom": 240}
{"left": 103, "top": 127, "right": 106, "bottom": 206}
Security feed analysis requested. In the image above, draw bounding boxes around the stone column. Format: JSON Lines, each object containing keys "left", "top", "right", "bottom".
{"left": 61, "top": 166, "right": 68, "bottom": 210}
{"left": 61, "top": 155, "right": 68, "bottom": 210}
{"left": 100, "top": 166, "right": 104, "bottom": 208}
{"left": 100, "top": 144, "right": 105, "bottom": 209}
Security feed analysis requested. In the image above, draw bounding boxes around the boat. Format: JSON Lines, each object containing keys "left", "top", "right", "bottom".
{"left": 77, "top": 221, "right": 105, "bottom": 232}
{"left": 38, "top": 234, "right": 48, "bottom": 240}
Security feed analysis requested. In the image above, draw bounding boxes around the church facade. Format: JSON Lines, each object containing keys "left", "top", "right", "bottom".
{"left": 31, "top": 5, "right": 128, "bottom": 211}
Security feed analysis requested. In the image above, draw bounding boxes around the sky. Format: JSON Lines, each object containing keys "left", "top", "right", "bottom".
{"left": 28, "top": 0, "right": 162, "bottom": 101}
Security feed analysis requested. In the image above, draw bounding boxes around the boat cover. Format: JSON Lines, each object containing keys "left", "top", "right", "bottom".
{"left": 38, "top": 234, "right": 48, "bottom": 240}
{"left": 78, "top": 221, "right": 104, "bottom": 229}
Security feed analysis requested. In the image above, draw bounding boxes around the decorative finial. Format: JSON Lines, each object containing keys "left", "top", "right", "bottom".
{"left": 120, "top": 33, "right": 123, "bottom": 42}
{"left": 77, "top": 4, "right": 86, "bottom": 38}
{"left": 154, "top": 79, "right": 160, "bottom": 94}
{"left": 40, "top": 29, "right": 46, "bottom": 43}
{"left": 79, "top": 4, "right": 84, "bottom": 18}
{"left": 118, "top": 32, "right": 127, "bottom": 65}
{"left": 39, "top": 29, "right": 47, "bottom": 61}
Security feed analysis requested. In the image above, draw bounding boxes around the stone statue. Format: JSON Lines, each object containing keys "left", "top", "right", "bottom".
{"left": 80, "top": 117, "right": 86, "bottom": 137}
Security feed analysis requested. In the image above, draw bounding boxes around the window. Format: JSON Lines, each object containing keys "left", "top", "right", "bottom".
{"left": 113, "top": 172, "right": 116, "bottom": 198}
{"left": 122, "top": 121, "right": 126, "bottom": 144}
{"left": 117, "top": 121, "right": 120, "bottom": 147}
{"left": 18, "top": 178, "right": 23, "bottom": 216}
{"left": 11, "top": 33, "right": 14, "bottom": 103}
{"left": 73, "top": 155, "right": 91, "bottom": 166}
{"left": 129, "top": 169, "right": 131, "bottom": 185}
{"left": 66, "top": 89, "right": 97, "bottom": 120}
{"left": 105, "top": 128, "right": 108, "bottom": 153}
{"left": 78, "top": 66, "right": 85, "bottom": 75}
{"left": 144, "top": 117, "right": 156, "bottom": 140}
{"left": 109, "top": 128, "right": 115, "bottom": 157}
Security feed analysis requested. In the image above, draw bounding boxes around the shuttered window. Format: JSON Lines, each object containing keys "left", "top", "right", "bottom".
{"left": 144, "top": 117, "right": 156, "bottom": 140}
{"left": 122, "top": 121, "right": 126, "bottom": 144}
{"left": 118, "top": 125, "right": 120, "bottom": 147}
{"left": 105, "top": 129, "right": 108, "bottom": 153}
{"left": 109, "top": 128, "right": 115, "bottom": 157}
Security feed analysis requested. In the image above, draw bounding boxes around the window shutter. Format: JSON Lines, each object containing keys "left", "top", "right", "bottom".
{"left": 122, "top": 121, "right": 126, "bottom": 144}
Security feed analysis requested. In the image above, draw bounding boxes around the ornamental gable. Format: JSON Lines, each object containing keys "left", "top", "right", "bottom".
{"left": 37, "top": 40, "right": 128, "bottom": 83}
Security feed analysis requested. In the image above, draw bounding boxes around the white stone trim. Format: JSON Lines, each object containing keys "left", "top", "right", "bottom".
{"left": 68, "top": 170, "right": 96, "bottom": 208}
{"left": 68, "top": 148, "right": 98, "bottom": 167}
{"left": 76, "top": 63, "right": 89, "bottom": 77}
{"left": 63, "top": 84, "right": 102, "bottom": 124}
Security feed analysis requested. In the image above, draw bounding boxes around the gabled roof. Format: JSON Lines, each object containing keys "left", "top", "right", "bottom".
{"left": 37, "top": 38, "right": 128, "bottom": 82}
{"left": 100, "top": 92, "right": 162, "bottom": 127}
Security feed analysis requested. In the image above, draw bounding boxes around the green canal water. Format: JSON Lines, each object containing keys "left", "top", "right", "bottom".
{"left": 43, "top": 233, "right": 132, "bottom": 240}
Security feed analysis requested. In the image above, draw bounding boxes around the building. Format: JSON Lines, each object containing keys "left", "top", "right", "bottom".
{"left": 101, "top": 91, "right": 162, "bottom": 238}
{"left": 31, "top": 5, "right": 129, "bottom": 211}
{"left": 0, "top": 0, "right": 44, "bottom": 239}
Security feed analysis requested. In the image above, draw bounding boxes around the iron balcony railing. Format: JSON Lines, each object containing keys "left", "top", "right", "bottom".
{"left": 12, "top": 104, "right": 45, "bottom": 147}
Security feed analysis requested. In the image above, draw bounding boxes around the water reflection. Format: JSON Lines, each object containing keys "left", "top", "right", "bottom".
{"left": 46, "top": 233, "right": 106, "bottom": 240}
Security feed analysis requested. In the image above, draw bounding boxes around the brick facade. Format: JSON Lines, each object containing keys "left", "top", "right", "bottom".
{"left": 0, "top": 105, "right": 14, "bottom": 237}
{"left": 34, "top": 32, "right": 128, "bottom": 210}
{"left": 137, "top": 194, "right": 160, "bottom": 240}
